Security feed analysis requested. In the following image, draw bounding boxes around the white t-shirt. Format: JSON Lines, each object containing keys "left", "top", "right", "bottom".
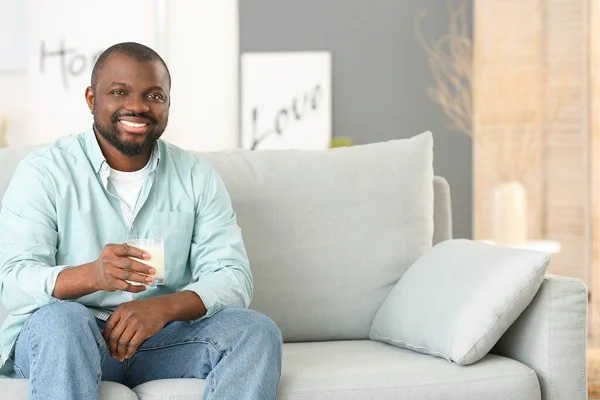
{"left": 108, "top": 161, "right": 150, "bottom": 214}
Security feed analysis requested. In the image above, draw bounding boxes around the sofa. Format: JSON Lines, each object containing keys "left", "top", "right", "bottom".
{"left": 0, "top": 132, "right": 588, "bottom": 399}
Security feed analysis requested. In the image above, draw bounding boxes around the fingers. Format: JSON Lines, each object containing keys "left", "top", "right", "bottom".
{"left": 96, "top": 244, "right": 155, "bottom": 292}
{"left": 125, "top": 330, "right": 145, "bottom": 359}
{"left": 117, "top": 324, "right": 138, "bottom": 361}
{"left": 104, "top": 256, "right": 156, "bottom": 276}
{"left": 108, "top": 243, "right": 151, "bottom": 261}
{"left": 103, "top": 313, "right": 120, "bottom": 353}
{"left": 122, "top": 282, "right": 148, "bottom": 293}
{"left": 106, "top": 317, "right": 127, "bottom": 359}
{"left": 118, "top": 267, "right": 155, "bottom": 285}
{"left": 100, "top": 259, "right": 153, "bottom": 292}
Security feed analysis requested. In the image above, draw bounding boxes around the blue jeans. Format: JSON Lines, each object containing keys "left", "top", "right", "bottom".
{"left": 13, "top": 302, "right": 283, "bottom": 399}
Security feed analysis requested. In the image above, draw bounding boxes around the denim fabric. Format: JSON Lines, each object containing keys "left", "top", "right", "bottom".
{"left": 13, "top": 302, "right": 282, "bottom": 399}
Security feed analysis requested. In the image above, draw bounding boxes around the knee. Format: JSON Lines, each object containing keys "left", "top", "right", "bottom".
{"left": 25, "top": 302, "right": 94, "bottom": 334}
{"left": 237, "top": 310, "right": 283, "bottom": 348}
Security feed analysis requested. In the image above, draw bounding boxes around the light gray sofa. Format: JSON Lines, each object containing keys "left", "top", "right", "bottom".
{"left": 0, "top": 138, "right": 588, "bottom": 400}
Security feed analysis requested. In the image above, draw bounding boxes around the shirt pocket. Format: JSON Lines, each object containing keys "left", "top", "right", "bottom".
{"left": 157, "top": 211, "right": 195, "bottom": 287}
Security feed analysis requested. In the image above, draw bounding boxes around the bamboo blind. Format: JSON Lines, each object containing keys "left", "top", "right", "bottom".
{"left": 473, "top": 0, "right": 545, "bottom": 243}
{"left": 474, "top": 0, "right": 591, "bottom": 284}
{"left": 589, "top": 0, "right": 600, "bottom": 346}
{"left": 543, "top": 0, "right": 590, "bottom": 282}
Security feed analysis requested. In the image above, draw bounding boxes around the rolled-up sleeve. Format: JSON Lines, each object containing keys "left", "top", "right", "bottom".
{"left": 182, "top": 164, "right": 253, "bottom": 321}
{"left": 0, "top": 159, "right": 67, "bottom": 315}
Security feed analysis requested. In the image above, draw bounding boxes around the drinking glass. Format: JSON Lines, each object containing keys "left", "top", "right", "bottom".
{"left": 127, "top": 238, "right": 165, "bottom": 286}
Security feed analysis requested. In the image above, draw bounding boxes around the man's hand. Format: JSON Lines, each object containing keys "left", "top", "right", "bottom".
{"left": 53, "top": 243, "right": 156, "bottom": 300}
{"left": 103, "top": 291, "right": 208, "bottom": 361}
{"left": 89, "top": 243, "right": 156, "bottom": 293}
{"left": 103, "top": 297, "right": 169, "bottom": 361}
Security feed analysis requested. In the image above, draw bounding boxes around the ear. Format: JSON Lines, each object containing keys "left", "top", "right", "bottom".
{"left": 85, "top": 86, "right": 95, "bottom": 114}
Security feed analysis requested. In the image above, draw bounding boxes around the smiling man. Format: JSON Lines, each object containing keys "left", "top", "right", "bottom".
{"left": 0, "top": 42, "right": 282, "bottom": 400}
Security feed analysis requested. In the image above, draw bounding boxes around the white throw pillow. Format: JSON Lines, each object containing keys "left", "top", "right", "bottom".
{"left": 369, "top": 239, "right": 551, "bottom": 365}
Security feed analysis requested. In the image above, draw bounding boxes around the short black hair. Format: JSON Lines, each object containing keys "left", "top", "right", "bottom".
{"left": 91, "top": 42, "right": 171, "bottom": 90}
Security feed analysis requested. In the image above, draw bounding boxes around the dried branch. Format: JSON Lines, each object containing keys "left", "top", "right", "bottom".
{"left": 415, "top": 0, "right": 571, "bottom": 182}
{"left": 415, "top": 0, "right": 473, "bottom": 137}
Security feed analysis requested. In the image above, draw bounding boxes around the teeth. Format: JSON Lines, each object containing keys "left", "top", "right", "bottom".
{"left": 120, "top": 120, "right": 147, "bottom": 128}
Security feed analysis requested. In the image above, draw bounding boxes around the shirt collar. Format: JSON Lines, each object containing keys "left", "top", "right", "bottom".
{"left": 85, "top": 125, "right": 161, "bottom": 174}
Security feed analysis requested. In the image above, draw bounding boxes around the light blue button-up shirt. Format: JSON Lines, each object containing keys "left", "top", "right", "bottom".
{"left": 0, "top": 128, "right": 252, "bottom": 377}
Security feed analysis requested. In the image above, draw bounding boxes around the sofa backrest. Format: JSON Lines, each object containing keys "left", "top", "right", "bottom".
{"left": 0, "top": 134, "right": 452, "bottom": 341}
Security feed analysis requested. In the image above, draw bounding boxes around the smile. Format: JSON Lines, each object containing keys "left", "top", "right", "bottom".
{"left": 120, "top": 120, "right": 148, "bottom": 128}
{"left": 118, "top": 119, "right": 153, "bottom": 135}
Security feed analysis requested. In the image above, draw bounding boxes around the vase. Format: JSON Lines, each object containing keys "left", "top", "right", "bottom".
{"left": 0, "top": 117, "right": 6, "bottom": 148}
{"left": 491, "top": 181, "right": 528, "bottom": 245}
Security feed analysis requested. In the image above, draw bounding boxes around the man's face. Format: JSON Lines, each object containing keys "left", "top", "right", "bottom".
{"left": 85, "top": 53, "right": 170, "bottom": 157}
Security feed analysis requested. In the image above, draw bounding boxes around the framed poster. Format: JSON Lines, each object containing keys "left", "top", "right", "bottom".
{"left": 25, "top": 0, "right": 161, "bottom": 145}
{"left": 241, "top": 51, "right": 332, "bottom": 150}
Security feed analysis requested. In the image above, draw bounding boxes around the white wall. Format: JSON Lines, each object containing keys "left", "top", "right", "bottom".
{"left": 0, "top": 0, "right": 26, "bottom": 72}
{"left": 164, "top": 0, "right": 239, "bottom": 151}
{"left": 0, "top": 0, "right": 239, "bottom": 151}
{"left": 0, "top": 0, "right": 27, "bottom": 146}
{"left": 0, "top": 74, "right": 28, "bottom": 146}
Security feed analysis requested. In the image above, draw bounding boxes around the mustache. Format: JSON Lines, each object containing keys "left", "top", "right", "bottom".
{"left": 111, "top": 111, "right": 157, "bottom": 125}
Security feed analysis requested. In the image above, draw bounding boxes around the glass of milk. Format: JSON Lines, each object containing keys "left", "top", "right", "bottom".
{"left": 127, "top": 238, "right": 165, "bottom": 286}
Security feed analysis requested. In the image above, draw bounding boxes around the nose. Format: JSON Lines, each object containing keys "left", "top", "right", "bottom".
{"left": 124, "top": 95, "right": 150, "bottom": 114}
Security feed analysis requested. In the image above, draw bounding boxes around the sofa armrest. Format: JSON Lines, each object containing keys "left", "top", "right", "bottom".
{"left": 492, "top": 273, "right": 587, "bottom": 400}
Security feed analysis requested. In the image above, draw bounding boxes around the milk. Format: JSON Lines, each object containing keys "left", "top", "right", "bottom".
{"left": 127, "top": 238, "right": 165, "bottom": 286}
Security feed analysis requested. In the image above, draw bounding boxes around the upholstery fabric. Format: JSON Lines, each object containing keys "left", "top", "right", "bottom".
{"left": 131, "top": 341, "right": 541, "bottom": 400}
{"left": 493, "top": 274, "right": 588, "bottom": 400}
{"left": 277, "top": 341, "right": 540, "bottom": 400}
{"left": 0, "top": 379, "right": 137, "bottom": 400}
{"left": 370, "top": 239, "right": 550, "bottom": 365}
{"left": 198, "top": 132, "right": 434, "bottom": 341}
{"left": 133, "top": 379, "right": 205, "bottom": 400}
{"left": 432, "top": 176, "right": 452, "bottom": 245}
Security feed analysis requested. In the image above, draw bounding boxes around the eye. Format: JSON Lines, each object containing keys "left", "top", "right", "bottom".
{"left": 148, "top": 93, "right": 164, "bottom": 101}
{"left": 111, "top": 90, "right": 125, "bottom": 96}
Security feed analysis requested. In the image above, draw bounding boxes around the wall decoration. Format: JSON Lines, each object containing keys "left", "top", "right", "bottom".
{"left": 25, "top": 0, "right": 161, "bottom": 145}
{"left": 4, "top": 0, "right": 239, "bottom": 150}
{"left": 240, "top": 51, "right": 332, "bottom": 150}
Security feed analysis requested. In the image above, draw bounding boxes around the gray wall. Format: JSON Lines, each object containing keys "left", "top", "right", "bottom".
{"left": 239, "top": 0, "right": 472, "bottom": 239}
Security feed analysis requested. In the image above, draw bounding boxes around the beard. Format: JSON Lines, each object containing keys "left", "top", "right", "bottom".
{"left": 94, "top": 111, "right": 167, "bottom": 157}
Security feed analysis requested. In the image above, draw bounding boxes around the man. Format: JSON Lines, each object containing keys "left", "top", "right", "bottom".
{"left": 0, "top": 42, "right": 282, "bottom": 399}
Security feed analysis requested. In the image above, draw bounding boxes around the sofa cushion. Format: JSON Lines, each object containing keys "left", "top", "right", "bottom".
{"left": 197, "top": 131, "right": 434, "bottom": 341}
{"left": 0, "top": 379, "right": 137, "bottom": 400}
{"left": 129, "top": 341, "right": 540, "bottom": 400}
{"left": 133, "top": 379, "right": 205, "bottom": 400}
{"left": 369, "top": 239, "right": 550, "bottom": 365}
{"left": 278, "top": 341, "right": 540, "bottom": 400}
{"left": 0, "top": 146, "right": 40, "bottom": 202}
